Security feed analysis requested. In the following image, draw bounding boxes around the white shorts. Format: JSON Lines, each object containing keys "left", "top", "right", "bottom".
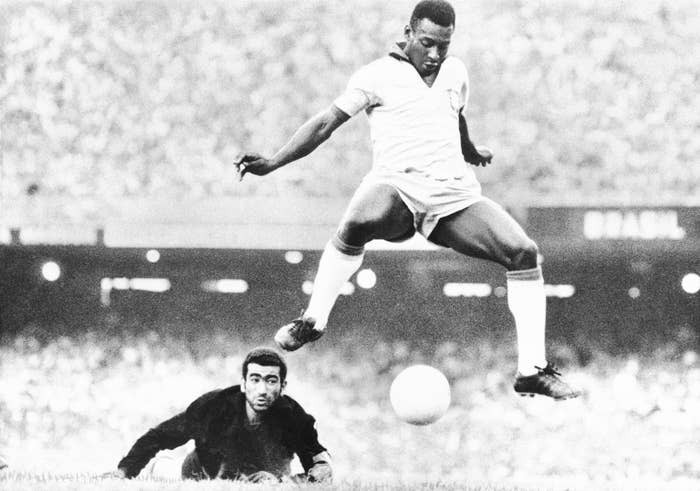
{"left": 359, "top": 169, "right": 484, "bottom": 238}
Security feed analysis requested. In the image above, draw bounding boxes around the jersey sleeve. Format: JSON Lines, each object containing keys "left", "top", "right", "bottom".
{"left": 333, "top": 64, "right": 381, "bottom": 117}
{"left": 295, "top": 413, "right": 327, "bottom": 472}
{"left": 279, "top": 395, "right": 327, "bottom": 472}
{"left": 117, "top": 412, "right": 191, "bottom": 478}
{"left": 116, "top": 390, "right": 221, "bottom": 478}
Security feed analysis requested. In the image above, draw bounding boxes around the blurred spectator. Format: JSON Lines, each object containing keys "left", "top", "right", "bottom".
{"left": 0, "top": 0, "right": 697, "bottom": 224}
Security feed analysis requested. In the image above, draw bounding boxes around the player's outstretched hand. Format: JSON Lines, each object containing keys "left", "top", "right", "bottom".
{"left": 100, "top": 468, "right": 127, "bottom": 479}
{"left": 245, "top": 471, "right": 281, "bottom": 483}
{"left": 307, "top": 462, "right": 333, "bottom": 483}
{"left": 233, "top": 152, "right": 277, "bottom": 181}
{"left": 467, "top": 145, "right": 493, "bottom": 167}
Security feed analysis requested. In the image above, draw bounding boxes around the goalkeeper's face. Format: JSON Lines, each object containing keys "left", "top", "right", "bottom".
{"left": 404, "top": 17, "right": 453, "bottom": 77}
{"left": 242, "top": 363, "right": 286, "bottom": 413}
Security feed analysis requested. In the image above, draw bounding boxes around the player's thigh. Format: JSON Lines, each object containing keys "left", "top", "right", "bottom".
{"left": 429, "top": 198, "right": 537, "bottom": 269}
{"left": 338, "top": 182, "right": 414, "bottom": 245}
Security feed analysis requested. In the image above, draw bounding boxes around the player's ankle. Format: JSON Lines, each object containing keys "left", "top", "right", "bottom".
{"left": 517, "top": 365, "right": 540, "bottom": 377}
{"left": 301, "top": 313, "right": 326, "bottom": 332}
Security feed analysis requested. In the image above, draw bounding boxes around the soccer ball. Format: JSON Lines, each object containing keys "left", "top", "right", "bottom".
{"left": 390, "top": 364, "right": 451, "bottom": 425}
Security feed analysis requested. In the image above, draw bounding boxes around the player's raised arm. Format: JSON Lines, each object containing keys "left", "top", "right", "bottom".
{"left": 233, "top": 105, "right": 350, "bottom": 181}
{"left": 458, "top": 110, "right": 493, "bottom": 167}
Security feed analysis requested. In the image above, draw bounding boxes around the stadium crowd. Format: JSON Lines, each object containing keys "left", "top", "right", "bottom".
{"left": 1, "top": 0, "right": 698, "bottom": 224}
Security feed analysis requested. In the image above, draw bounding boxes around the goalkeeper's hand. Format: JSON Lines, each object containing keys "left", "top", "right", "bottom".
{"left": 307, "top": 451, "right": 333, "bottom": 483}
{"left": 307, "top": 461, "right": 333, "bottom": 483}
{"left": 100, "top": 468, "right": 127, "bottom": 479}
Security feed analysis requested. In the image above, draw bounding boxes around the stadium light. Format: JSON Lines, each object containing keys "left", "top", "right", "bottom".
{"left": 201, "top": 279, "right": 249, "bottom": 293}
{"left": 443, "top": 283, "right": 492, "bottom": 297}
{"left": 99, "top": 277, "right": 170, "bottom": 306}
{"left": 681, "top": 273, "right": 700, "bottom": 294}
{"left": 302, "top": 280, "right": 313, "bottom": 295}
{"left": 146, "top": 249, "right": 161, "bottom": 263}
{"left": 41, "top": 261, "right": 61, "bottom": 281}
{"left": 544, "top": 284, "right": 576, "bottom": 298}
{"left": 129, "top": 278, "right": 171, "bottom": 292}
{"left": 302, "top": 280, "right": 354, "bottom": 295}
{"left": 112, "top": 277, "right": 130, "bottom": 290}
{"left": 356, "top": 268, "right": 377, "bottom": 289}
{"left": 100, "top": 277, "right": 171, "bottom": 292}
{"left": 284, "top": 251, "right": 303, "bottom": 264}
{"left": 100, "top": 278, "right": 112, "bottom": 306}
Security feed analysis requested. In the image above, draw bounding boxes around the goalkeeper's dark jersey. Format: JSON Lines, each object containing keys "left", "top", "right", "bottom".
{"left": 117, "top": 385, "right": 326, "bottom": 479}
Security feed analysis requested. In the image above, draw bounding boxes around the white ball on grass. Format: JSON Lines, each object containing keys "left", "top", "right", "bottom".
{"left": 390, "top": 364, "right": 451, "bottom": 425}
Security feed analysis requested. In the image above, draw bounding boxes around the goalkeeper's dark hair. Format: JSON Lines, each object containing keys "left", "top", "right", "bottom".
{"left": 243, "top": 347, "right": 287, "bottom": 382}
{"left": 410, "top": 0, "right": 455, "bottom": 29}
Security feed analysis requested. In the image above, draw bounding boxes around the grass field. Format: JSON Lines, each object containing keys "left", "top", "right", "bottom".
{"left": 1, "top": 329, "right": 699, "bottom": 490}
{"left": 0, "top": 472, "right": 585, "bottom": 491}
{"left": 2, "top": 472, "right": 699, "bottom": 491}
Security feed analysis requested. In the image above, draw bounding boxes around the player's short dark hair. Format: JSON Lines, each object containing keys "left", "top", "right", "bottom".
{"left": 242, "top": 347, "right": 288, "bottom": 382}
{"left": 410, "top": 0, "right": 456, "bottom": 29}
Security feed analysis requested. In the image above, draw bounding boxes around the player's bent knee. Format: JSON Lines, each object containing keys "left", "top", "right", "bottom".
{"left": 338, "top": 216, "right": 383, "bottom": 245}
{"left": 331, "top": 233, "right": 365, "bottom": 256}
{"left": 508, "top": 240, "right": 539, "bottom": 270}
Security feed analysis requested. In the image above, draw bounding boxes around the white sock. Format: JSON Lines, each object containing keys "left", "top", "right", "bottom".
{"left": 506, "top": 266, "right": 547, "bottom": 376}
{"left": 304, "top": 240, "right": 364, "bottom": 331}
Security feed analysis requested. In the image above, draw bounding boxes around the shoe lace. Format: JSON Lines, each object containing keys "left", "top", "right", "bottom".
{"left": 290, "top": 310, "right": 306, "bottom": 331}
{"left": 291, "top": 318, "right": 307, "bottom": 332}
{"left": 291, "top": 317, "right": 315, "bottom": 337}
{"left": 535, "top": 364, "right": 562, "bottom": 377}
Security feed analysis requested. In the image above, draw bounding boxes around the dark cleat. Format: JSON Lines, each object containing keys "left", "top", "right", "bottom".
{"left": 274, "top": 316, "right": 323, "bottom": 352}
{"left": 514, "top": 363, "right": 581, "bottom": 401}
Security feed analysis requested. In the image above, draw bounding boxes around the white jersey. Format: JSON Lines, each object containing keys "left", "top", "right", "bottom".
{"left": 334, "top": 46, "right": 478, "bottom": 183}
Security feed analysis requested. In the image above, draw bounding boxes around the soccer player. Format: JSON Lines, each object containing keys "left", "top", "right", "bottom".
{"left": 234, "top": 0, "right": 579, "bottom": 400}
{"left": 110, "top": 347, "right": 332, "bottom": 482}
